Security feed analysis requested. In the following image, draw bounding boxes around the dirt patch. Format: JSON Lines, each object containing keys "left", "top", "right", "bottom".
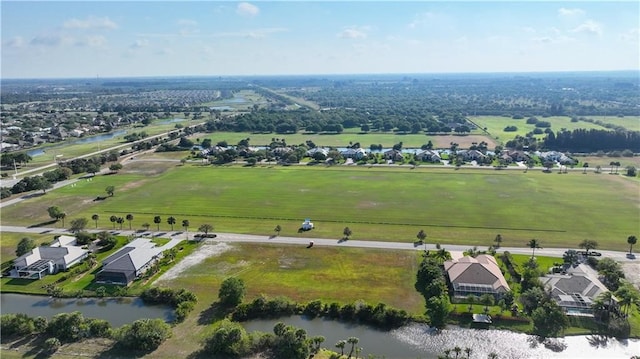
{"left": 154, "top": 241, "right": 233, "bottom": 283}
{"left": 621, "top": 262, "right": 640, "bottom": 290}
{"left": 120, "top": 179, "right": 147, "bottom": 191}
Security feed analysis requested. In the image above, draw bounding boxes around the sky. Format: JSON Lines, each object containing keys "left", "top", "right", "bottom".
{"left": 1, "top": 1, "right": 639, "bottom": 78}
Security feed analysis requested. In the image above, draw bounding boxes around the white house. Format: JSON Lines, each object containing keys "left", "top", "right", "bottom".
{"left": 14, "top": 237, "right": 89, "bottom": 280}
{"left": 95, "top": 238, "right": 164, "bottom": 286}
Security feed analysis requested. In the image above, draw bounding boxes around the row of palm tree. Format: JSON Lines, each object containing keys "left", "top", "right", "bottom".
{"left": 90, "top": 213, "right": 192, "bottom": 233}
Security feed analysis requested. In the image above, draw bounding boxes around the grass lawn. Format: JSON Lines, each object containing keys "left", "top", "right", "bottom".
{"left": 2, "top": 164, "right": 637, "bottom": 251}
{"left": 1, "top": 232, "right": 54, "bottom": 266}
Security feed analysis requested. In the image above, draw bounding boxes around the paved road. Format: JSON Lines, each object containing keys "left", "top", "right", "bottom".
{"left": 1, "top": 225, "right": 636, "bottom": 263}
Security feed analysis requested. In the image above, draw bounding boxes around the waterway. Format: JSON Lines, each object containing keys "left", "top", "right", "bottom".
{"left": 0, "top": 293, "right": 173, "bottom": 327}
{"left": 27, "top": 130, "right": 127, "bottom": 157}
{"left": 242, "top": 316, "right": 640, "bottom": 359}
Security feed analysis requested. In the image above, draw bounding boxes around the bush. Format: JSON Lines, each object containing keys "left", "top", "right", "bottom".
{"left": 503, "top": 126, "right": 518, "bottom": 132}
{"left": 43, "top": 337, "right": 61, "bottom": 354}
{"left": 1, "top": 313, "right": 35, "bottom": 336}
{"left": 115, "top": 319, "right": 172, "bottom": 352}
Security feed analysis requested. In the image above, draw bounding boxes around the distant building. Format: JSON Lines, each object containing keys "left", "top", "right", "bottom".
{"left": 444, "top": 255, "right": 511, "bottom": 298}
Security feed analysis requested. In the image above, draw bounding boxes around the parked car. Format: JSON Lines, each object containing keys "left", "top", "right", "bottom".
{"left": 627, "top": 253, "right": 636, "bottom": 259}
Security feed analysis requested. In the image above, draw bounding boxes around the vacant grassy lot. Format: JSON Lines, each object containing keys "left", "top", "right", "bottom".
{"left": 471, "top": 115, "right": 609, "bottom": 143}
{"left": 2, "top": 163, "right": 638, "bottom": 251}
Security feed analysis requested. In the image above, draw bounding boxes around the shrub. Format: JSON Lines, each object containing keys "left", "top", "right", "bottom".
{"left": 115, "top": 319, "right": 172, "bottom": 352}
{"left": 1, "top": 313, "right": 35, "bottom": 336}
{"left": 43, "top": 337, "right": 61, "bottom": 354}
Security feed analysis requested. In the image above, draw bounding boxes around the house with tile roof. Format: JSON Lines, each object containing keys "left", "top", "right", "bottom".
{"left": 95, "top": 238, "right": 164, "bottom": 286}
{"left": 539, "top": 263, "right": 612, "bottom": 317}
{"left": 444, "top": 254, "right": 511, "bottom": 298}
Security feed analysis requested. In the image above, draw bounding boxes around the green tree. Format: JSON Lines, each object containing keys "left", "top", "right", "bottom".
{"left": 416, "top": 229, "right": 427, "bottom": 243}
{"left": 335, "top": 340, "right": 346, "bottom": 356}
{"left": 167, "top": 216, "right": 176, "bottom": 231}
{"left": 494, "top": 234, "right": 503, "bottom": 248}
{"left": 69, "top": 218, "right": 88, "bottom": 233}
{"left": 117, "top": 217, "right": 125, "bottom": 229}
{"left": 198, "top": 223, "right": 214, "bottom": 235}
{"left": 43, "top": 337, "right": 61, "bottom": 354}
{"left": 628, "top": 235, "right": 638, "bottom": 255}
{"left": 218, "top": 277, "right": 246, "bottom": 307}
{"left": 343, "top": 226, "right": 352, "bottom": 240}
{"left": 16, "top": 237, "right": 36, "bottom": 257}
{"left": 115, "top": 318, "right": 172, "bottom": 351}
{"left": 274, "top": 224, "right": 282, "bottom": 236}
{"left": 109, "top": 163, "right": 123, "bottom": 172}
{"left": 531, "top": 301, "right": 568, "bottom": 337}
{"left": 347, "top": 336, "right": 360, "bottom": 358}
{"left": 34, "top": 176, "right": 52, "bottom": 193}
{"left": 142, "top": 222, "right": 150, "bottom": 231}
{"left": 527, "top": 239, "right": 541, "bottom": 258}
{"left": 615, "top": 283, "right": 640, "bottom": 316}
{"left": 91, "top": 214, "right": 99, "bottom": 228}
{"left": 626, "top": 166, "right": 637, "bottom": 177}
{"left": 597, "top": 258, "right": 625, "bottom": 291}
{"left": 182, "top": 219, "right": 190, "bottom": 232}
{"left": 105, "top": 185, "right": 115, "bottom": 197}
{"left": 579, "top": 239, "right": 598, "bottom": 254}
{"left": 59, "top": 212, "right": 67, "bottom": 227}
{"left": 466, "top": 294, "right": 476, "bottom": 313}
{"left": 562, "top": 250, "right": 579, "bottom": 266}
{"left": 582, "top": 162, "right": 589, "bottom": 174}
{"left": 47, "top": 206, "right": 64, "bottom": 223}
{"left": 126, "top": 214, "right": 134, "bottom": 229}
{"left": 154, "top": 216, "right": 161, "bottom": 230}
{"left": 480, "top": 294, "right": 494, "bottom": 314}
{"left": 426, "top": 294, "right": 451, "bottom": 329}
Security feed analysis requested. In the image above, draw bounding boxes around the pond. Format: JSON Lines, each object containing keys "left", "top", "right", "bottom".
{"left": 27, "top": 130, "right": 127, "bottom": 157}
{"left": 156, "top": 118, "right": 186, "bottom": 125}
{"left": 0, "top": 293, "right": 174, "bottom": 327}
{"left": 242, "top": 316, "right": 640, "bottom": 359}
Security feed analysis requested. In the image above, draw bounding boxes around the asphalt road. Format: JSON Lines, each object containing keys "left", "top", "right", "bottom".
{"left": 0, "top": 225, "right": 635, "bottom": 263}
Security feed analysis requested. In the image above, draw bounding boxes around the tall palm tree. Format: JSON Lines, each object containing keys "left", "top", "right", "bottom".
{"left": 117, "top": 217, "right": 124, "bottom": 229}
{"left": 528, "top": 239, "right": 541, "bottom": 258}
{"left": 628, "top": 235, "right": 638, "bottom": 255}
{"left": 463, "top": 347, "right": 472, "bottom": 359}
{"left": 126, "top": 214, "right": 134, "bottom": 230}
{"left": 153, "top": 216, "right": 161, "bottom": 231}
{"left": 615, "top": 284, "right": 639, "bottom": 316}
{"left": 91, "top": 214, "right": 99, "bottom": 228}
{"left": 347, "top": 337, "right": 359, "bottom": 358}
{"left": 167, "top": 216, "right": 176, "bottom": 231}
{"left": 110, "top": 215, "right": 117, "bottom": 229}
{"left": 343, "top": 227, "right": 352, "bottom": 240}
{"left": 466, "top": 294, "right": 476, "bottom": 313}
{"left": 480, "top": 294, "right": 494, "bottom": 314}
{"left": 416, "top": 229, "right": 427, "bottom": 243}
{"left": 433, "top": 248, "right": 452, "bottom": 264}
{"left": 335, "top": 340, "right": 346, "bottom": 356}
{"left": 452, "top": 346, "right": 462, "bottom": 359}
{"left": 182, "top": 219, "right": 190, "bottom": 233}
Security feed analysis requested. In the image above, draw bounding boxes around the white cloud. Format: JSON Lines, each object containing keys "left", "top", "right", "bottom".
{"left": 619, "top": 28, "right": 639, "bottom": 42}
{"left": 338, "top": 26, "right": 368, "bottom": 39}
{"left": 531, "top": 35, "right": 574, "bottom": 44}
{"left": 213, "top": 28, "right": 287, "bottom": 39}
{"left": 237, "top": 2, "right": 259, "bottom": 17}
{"left": 558, "top": 8, "right": 585, "bottom": 17}
{"left": 63, "top": 16, "right": 118, "bottom": 30}
{"left": 177, "top": 19, "right": 198, "bottom": 27}
{"left": 30, "top": 34, "right": 68, "bottom": 47}
{"left": 407, "top": 12, "right": 438, "bottom": 29}
{"left": 156, "top": 48, "right": 174, "bottom": 56}
{"left": 130, "top": 39, "right": 149, "bottom": 49}
{"left": 75, "top": 35, "right": 107, "bottom": 47}
{"left": 570, "top": 20, "right": 602, "bottom": 36}
{"left": 4, "top": 36, "right": 25, "bottom": 48}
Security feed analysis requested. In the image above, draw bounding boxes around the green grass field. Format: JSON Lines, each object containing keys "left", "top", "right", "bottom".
{"left": 2, "top": 164, "right": 638, "bottom": 251}
{"left": 471, "top": 115, "right": 610, "bottom": 143}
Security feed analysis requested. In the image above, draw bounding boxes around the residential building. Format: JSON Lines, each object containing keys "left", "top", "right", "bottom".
{"left": 95, "top": 238, "right": 164, "bottom": 286}
{"left": 444, "top": 255, "right": 511, "bottom": 298}
{"left": 13, "top": 236, "right": 88, "bottom": 280}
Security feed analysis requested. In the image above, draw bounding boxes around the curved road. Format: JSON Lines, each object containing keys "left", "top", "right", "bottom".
{"left": 0, "top": 225, "right": 635, "bottom": 263}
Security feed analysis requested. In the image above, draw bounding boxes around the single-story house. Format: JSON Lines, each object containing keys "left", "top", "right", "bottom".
{"left": 383, "top": 149, "right": 404, "bottom": 162}
{"left": 457, "top": 150, "right": 487, "bottom": 161}
{"left": 340, "top": 148, "right": 367, "bottom": 160}
{"left": 13, "top": 237, "right": 89, "bottom": 280}
{"left": 307, "top": 147, "right": 329, "bottom": 158}
{"left": 539, "top": 264, "right": 612, "bottom": 317}
{"left": 444, "top": 255, "right": 511, "bottom": 298}
{"left": 416, "top": 150, "right": 441, "bottom": 163}
{"left": 95, "top": 238, "right": 164, "bottom": 286}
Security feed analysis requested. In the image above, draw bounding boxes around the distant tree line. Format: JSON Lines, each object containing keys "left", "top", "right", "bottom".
{"left": 545, "top": 129, "right": 640, "bottom": 152}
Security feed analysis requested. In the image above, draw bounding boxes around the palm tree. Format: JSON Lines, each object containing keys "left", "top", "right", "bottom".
{"left": 347, "top": 337, "right": 359, "bottom": 358}
{"left": 182, "top": 219, "right": 190, "bottom": 233}
{"left": 153, "top": 216, "right": 161, "bottom": 231}
{"left": 60, "top": 212, "right": 66, "bottom": 227}
{"left": 126, "top": 214, "right": 134, "bottom": 230}
{"left": 117, "top": 217, "right": 124, "bottom": 229}
{"left": 582, "top": 162, "right": 589, "bottom": 174}
{"left": 274, "top": 224, "right": 282, "bottom": 236}
{"left": 91, "top": 214, "right": 99, "bottom": 228}
{"left": 628, "top": 235, "right": 638, "bottom": 255}
{"left": 528, "top": 239, "right": 541, "bottom": 258}
{"left": 109, "top": 215, "right": 117, "bottom": 229}
{"left": 615, "top": 283, "right": 639, "bottom": 316}
{"left": 433, "top": 248, "right": 452, "bottom": 264}
{"left": 480, "top": 294, "right": 494, "bottom": 314}
{"left": 452, "top": 346, "right": 462, "bottom": 358}
{"left": 467, "top": 294, "right": 476, "bottom": 313}
{"left": 335, "top": 340, "right": 346, "bottom": 356}
{"left": 167, "top": 216, "right": 176, "bottom": 231}
{"left": 463, "top": 347, "right": 472, "bottom": 359}
{"left": 494, "top": 234, "right": 503, "bottom": 248}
